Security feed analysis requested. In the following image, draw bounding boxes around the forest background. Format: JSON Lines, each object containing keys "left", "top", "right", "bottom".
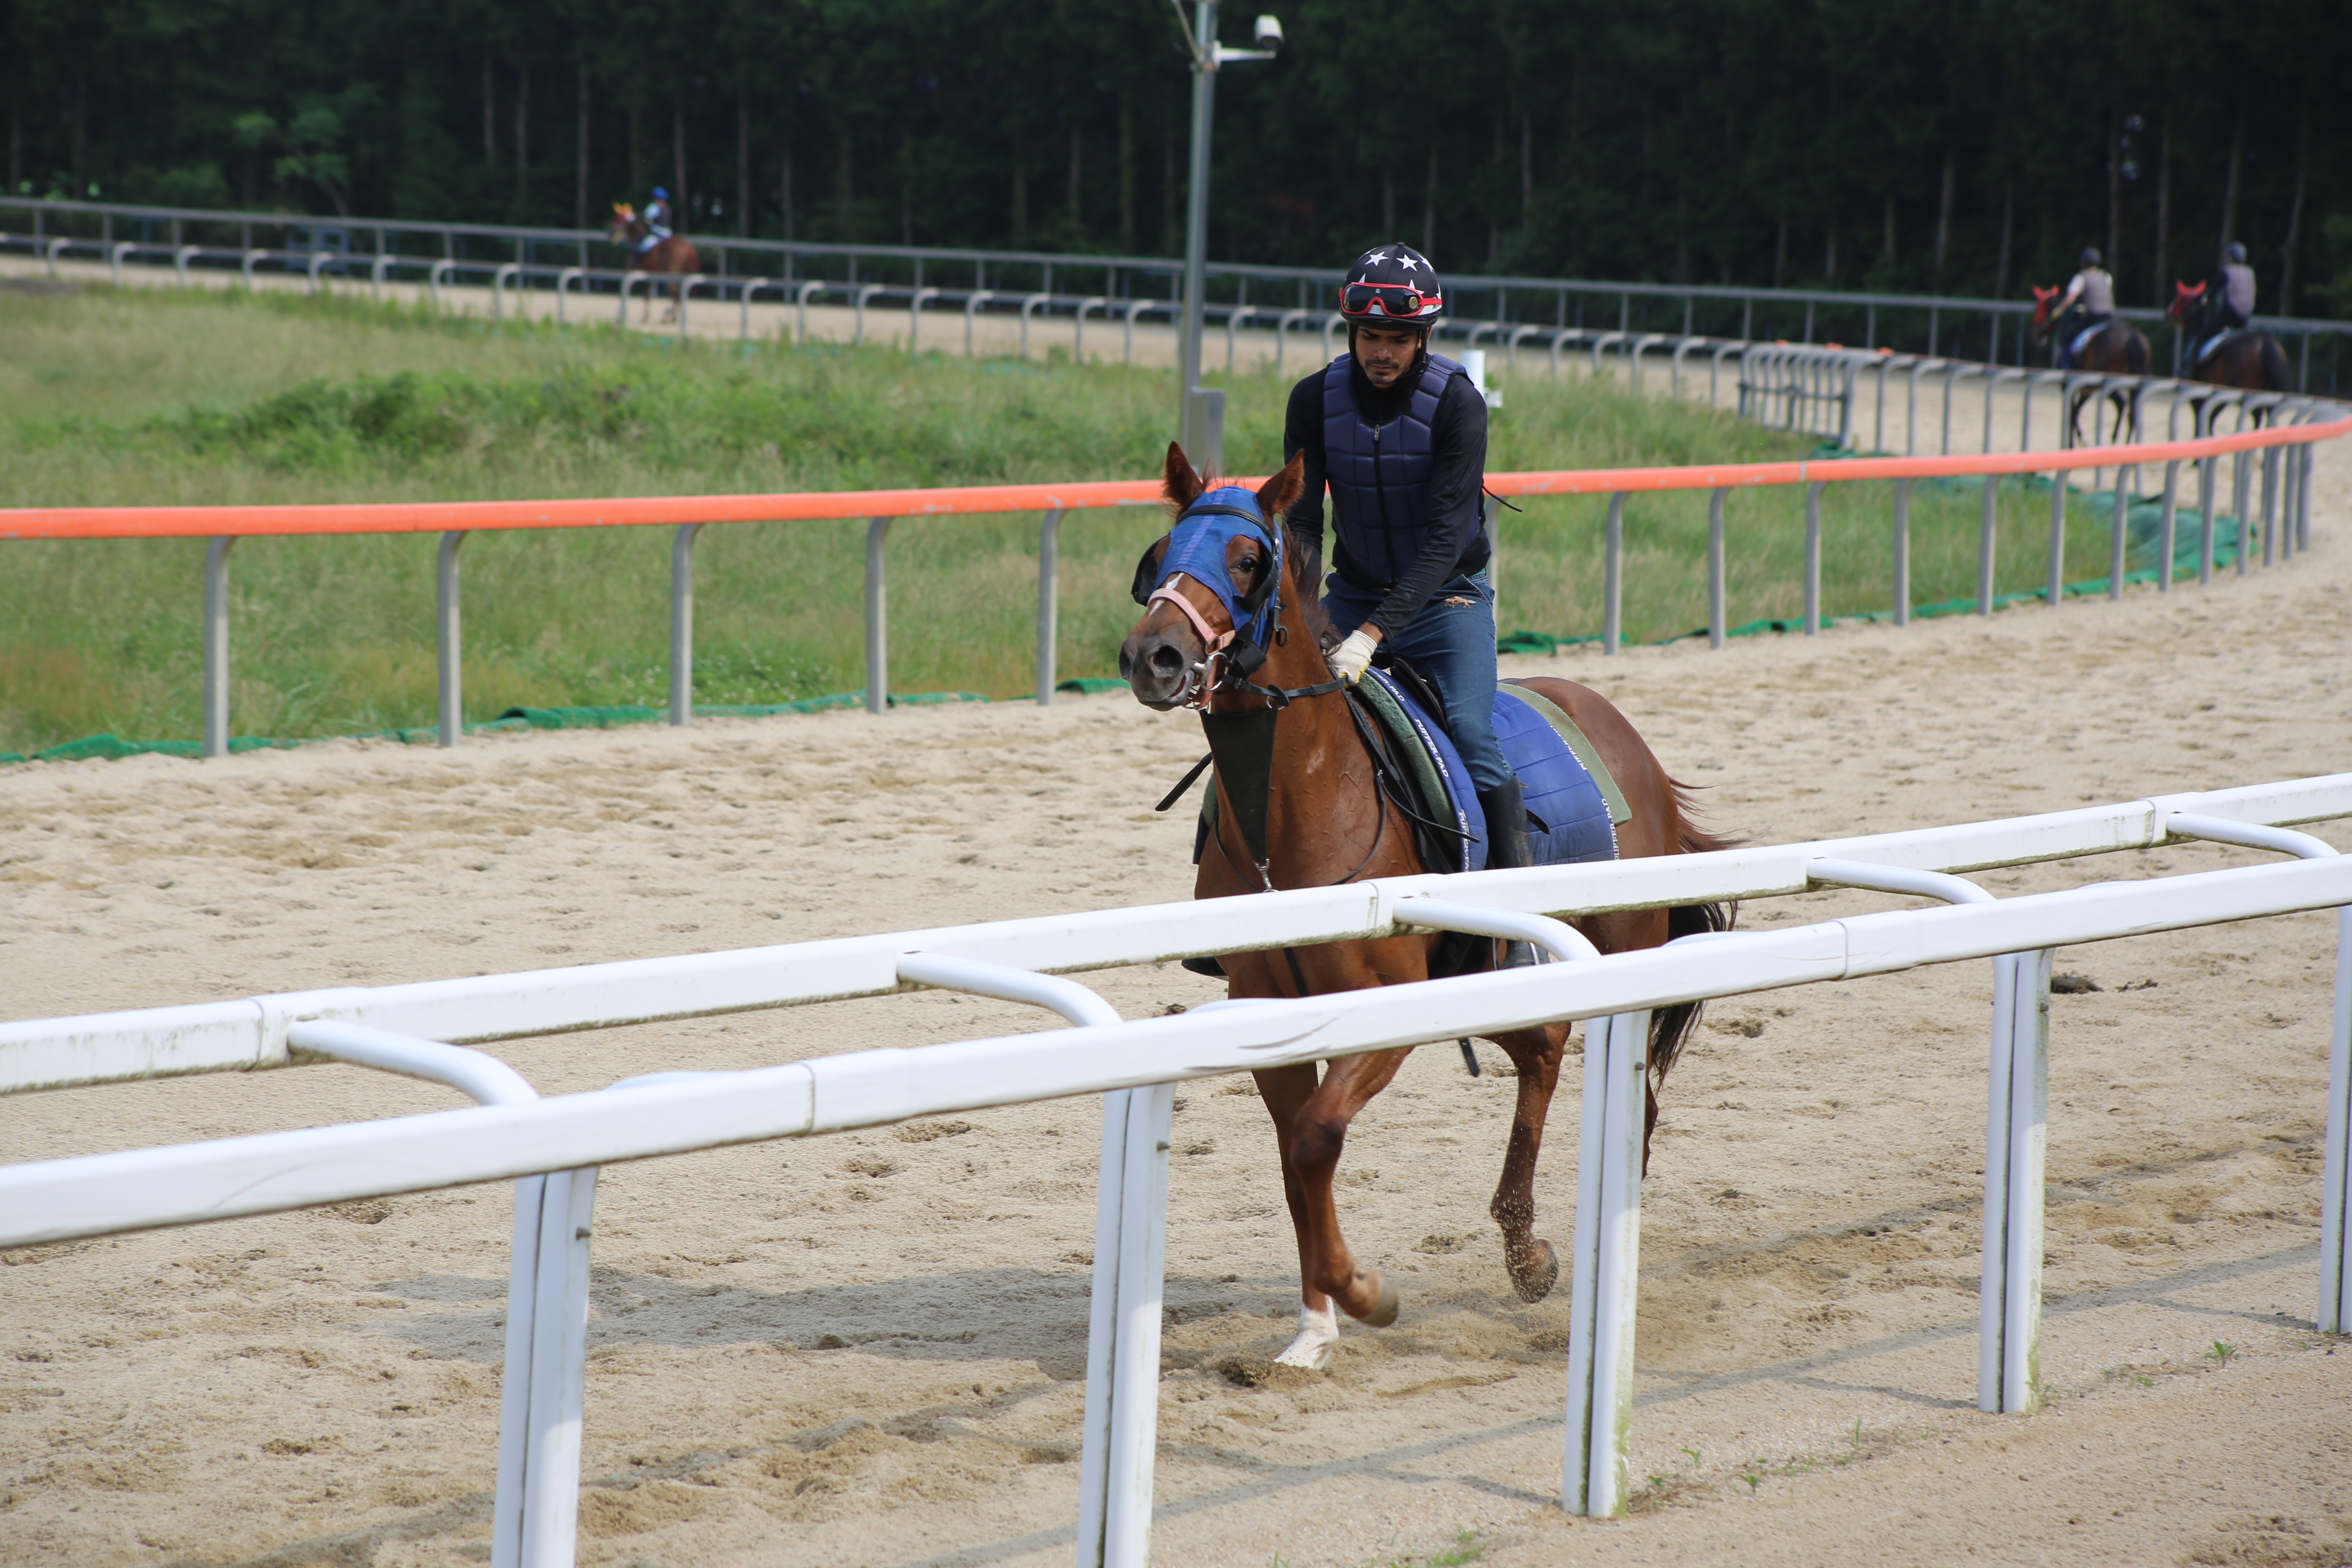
{"left": 6, "top": 0, "right": 2351, "bottom": 316}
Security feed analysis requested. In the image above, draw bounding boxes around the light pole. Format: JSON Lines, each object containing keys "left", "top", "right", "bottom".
{"left": 1170, "top": 2, "right": 1281, "bottom": 474}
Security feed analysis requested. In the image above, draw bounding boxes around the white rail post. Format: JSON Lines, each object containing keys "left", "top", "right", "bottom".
{"left": 617, "top": 270, "right": 643, "bottom": 325}
{"left": 1601, "top": 493, "right": 1626, "bottom": 656}
{"left": 1096, "top": 1081, "right": 1173, "bottom": 1568}
{"left": 2046, "top": 467, "right": 2067, "bottom": 607}
{"left": 1892, "top": 477, "right": 1911, "bottom": 626}
{"left": 1036, "top": 509, "right": 1064, "bottom": 706}
{"left": 1706, "top": 489, "right": 1726, "bottom": 649}
{"left": 176, "top": 243, "right": 198, "bottom": 284}
{"left": 738, "top": 277, "right": 769, "bottom": 345}
{"left": 2108, "top": 477, "right": 2129, "bottom": 599}
{"left": 202, "top": 536, "right": 236, "bottom": 759}
{"left": 517, "top": 1165, "right": 597, "bottom": 1568}
{"left": 2325, "top": 893, "right": 2352, "bottom": 1334}
{"left": 1979, "top": 947, "right": 2050, "bottom": 1413}
{"left": 864, "top": 517, "right": 891, "bottom": 714}
{"left": 1803, "top": 481, "right": 1824, "bottom": 634}
{"left": 1976, "top": 473, "right": 1998, "bottom": 616}
{"left": 1563, "top": 1007, "right": 1650, "bottom": 1517}
{"left": 669, "top": 523, "right": 702, "bottom": 726}
{"left": 437, "top": 531, "right": 467, "bottom": 747}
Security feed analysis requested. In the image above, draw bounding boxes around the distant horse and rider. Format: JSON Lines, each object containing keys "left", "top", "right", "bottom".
{"left": 2031, "top": 247, "right": 2151, "bottom": 447}
{"left": 2169, "top": 242, "right": 2291, "bottom": 401}
{"left": 607, "top": 185, "right": 700, "bottom": 323}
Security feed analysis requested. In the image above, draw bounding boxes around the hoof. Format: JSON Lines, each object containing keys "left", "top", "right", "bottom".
{"left": 1509, "top": 1240, "right": 1560, "bottom": 1304}
{"left": 1358, "top": 1271, "right": 1401, "bottom": 1328}
{"left": 1273, "top": 1304, "right": 1338, "bottom": 1370}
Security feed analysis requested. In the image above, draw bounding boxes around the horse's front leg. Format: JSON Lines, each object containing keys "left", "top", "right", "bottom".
{"left": 1487, "top": 1022, "right": 1570, "bottom": 1302}
{"left": 1285, "top": 1047, "right": 1413, "bottom": 1336}
{"left": 1251, "top": 1062, "right": 1337, "bottom": 1365}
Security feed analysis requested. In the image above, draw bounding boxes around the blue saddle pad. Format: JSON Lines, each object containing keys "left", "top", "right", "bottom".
{"left": 1362, "top": 670, "right": 1619, "bottom": 873}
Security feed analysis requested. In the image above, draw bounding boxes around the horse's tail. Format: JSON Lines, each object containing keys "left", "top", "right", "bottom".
{"left": 1646, "top": 784, "right": 1743, "bottom": 1090}
{"left": 2125, "top": 327, "right": 2152, "bottom": 377}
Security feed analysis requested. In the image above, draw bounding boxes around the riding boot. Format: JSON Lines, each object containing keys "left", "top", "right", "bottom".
{"left": 1476, "top": 780, "right": 1539, "bottom": 969}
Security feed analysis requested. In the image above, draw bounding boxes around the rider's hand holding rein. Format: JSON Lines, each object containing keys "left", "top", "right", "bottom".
{"left": 1327, "top": 627, "right": 1380, "bottom": 685}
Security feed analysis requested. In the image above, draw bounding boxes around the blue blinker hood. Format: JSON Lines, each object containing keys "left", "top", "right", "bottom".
{"left": 1130, "top": 486, "right": 1285, "bottom": 653}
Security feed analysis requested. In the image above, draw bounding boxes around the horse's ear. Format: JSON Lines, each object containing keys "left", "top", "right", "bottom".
{"left": 1256, "top": 450, "right": 1305, "bottom": 524}
{"left": 1163, "top": 442, "right": 1205, "bottom": 510}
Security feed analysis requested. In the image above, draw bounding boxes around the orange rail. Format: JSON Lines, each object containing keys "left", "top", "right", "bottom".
{"left": 2, "top": 410, "right": 2344, "bottom": 541}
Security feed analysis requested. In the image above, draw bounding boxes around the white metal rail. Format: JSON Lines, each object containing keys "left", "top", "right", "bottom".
{"left": 2, "top": 776, "right": 2350, "bottom": 1564}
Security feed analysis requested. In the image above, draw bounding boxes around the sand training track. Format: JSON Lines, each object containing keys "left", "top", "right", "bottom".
{"left": 4, "top": 447, "right": 2352, "bottom": 1566}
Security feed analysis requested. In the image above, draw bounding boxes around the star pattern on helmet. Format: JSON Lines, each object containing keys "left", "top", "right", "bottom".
{"left": 1394, "top": 254, "right": 1421, "bottom": 272}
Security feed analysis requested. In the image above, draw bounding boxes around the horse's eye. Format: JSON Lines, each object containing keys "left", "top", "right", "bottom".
{"left": 1237, "top": 555, "right": 1263, "bottom": 575}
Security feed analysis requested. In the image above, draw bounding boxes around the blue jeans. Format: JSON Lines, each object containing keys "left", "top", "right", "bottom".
{"left": 1324, "top": 570, "right": 1511, "bottom": 793}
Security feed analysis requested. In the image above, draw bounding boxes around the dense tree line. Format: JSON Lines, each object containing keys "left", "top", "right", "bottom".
{"left": 7, "top": 0, "right": 2350, "bottom": 314}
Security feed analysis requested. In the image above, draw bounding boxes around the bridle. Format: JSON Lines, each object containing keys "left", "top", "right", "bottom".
{"left": 1141, "top": 496, "right": 1345, "bottom": 713}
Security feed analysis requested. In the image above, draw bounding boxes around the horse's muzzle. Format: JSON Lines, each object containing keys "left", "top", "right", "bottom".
{"left": 1119, "top": 625, "right": 1199, "bottom": 711}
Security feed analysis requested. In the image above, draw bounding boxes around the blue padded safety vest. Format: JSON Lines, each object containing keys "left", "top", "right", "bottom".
{"left": 1321, "top": 352, "right": 1475, "bottom": 585}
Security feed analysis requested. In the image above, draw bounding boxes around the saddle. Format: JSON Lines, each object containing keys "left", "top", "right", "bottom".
{"left": 1189, "top": 655, "right": 1626, "bottom": 875}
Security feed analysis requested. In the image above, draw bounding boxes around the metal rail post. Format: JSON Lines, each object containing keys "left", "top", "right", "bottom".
{"left": 1892, "top": 478, "right": 1912, "bottom": 626}
{"left": 865, "top": 518, "right": 891, "bottom": 714}
{"left": 2108, "top": 479, "right": 2129, "bottom": 599}
{"left": 1707, "top": 490, "right": 1726, "bottom": 649}
{"left": 437, "top": 532, "right": 468, "bottom": 747}
{"left": 669, "top": 524, "right": 702, "bottom": 726}
{"left": 1036, "top": 510, "right": 1064, "bottom": 706}
{"left": 1976, "top": 474, "right": 1998, "bottom": 615}
{"left": 554, "top": 267, "right": 581, "bottom": 323}
{"left": 1980, "top": 947, "right": 2052, "bottom": 1413}
{"left": 430, "top": 258, "right": 455, "bottom": 311}
{"left": 1562, "top": 1007, "right": 1650, "bottom": 1516}
{"left": 2262, "top": 445, "right": 2281, "bottom": 567}
{"left": 1601, "top": 494, "right": 1625, "bottom": 656}
{"left": 1073, "top": 296, "right": 1107, "bottom": 365}
{"left": 907, "top": 286, "right": 940, "bottom": 352}
{"left": 2157, "top": 460, "right": 2180, "bottom": 592}
{"left": 492, "top": 262, "right": 519, "bottom": 320}
{"left": 202, "top": 537, "right": 236, "bottom": 759}
{"left": 1020, "top": 293, "right": 1051, "bottom": 359}
{"left": 1803, "top": 482, "right": 1824, "bottom": 634}
{"left": 2046, "top": 469, "right": 2067, "bottom": 607}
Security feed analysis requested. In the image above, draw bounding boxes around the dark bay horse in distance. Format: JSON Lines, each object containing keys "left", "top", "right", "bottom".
{"left": 607, "top": 203, "right": 702, "bottom": 323}
{"left": 2031, "top": 284, "right": 2152, "bottom": 447}
{"left": 1119, "top": 443, "right": 1734, "bottom": 1370}
{"left": 2168, "top": 281, "right": 2293, "bottom": 402}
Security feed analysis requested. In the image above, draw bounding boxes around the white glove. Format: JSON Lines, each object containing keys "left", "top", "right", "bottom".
{"left": 1328, "top": 629, "right": 1378, "bottom": 686}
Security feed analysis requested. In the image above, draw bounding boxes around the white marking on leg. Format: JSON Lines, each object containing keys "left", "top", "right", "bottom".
{"left": 1272, "top": 1302, "right": 1339, "bottom": 1370}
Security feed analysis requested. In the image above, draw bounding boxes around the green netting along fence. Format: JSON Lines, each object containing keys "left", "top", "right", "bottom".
{"left": 1497, "top": 494, "right": 2253, "bottom": 656}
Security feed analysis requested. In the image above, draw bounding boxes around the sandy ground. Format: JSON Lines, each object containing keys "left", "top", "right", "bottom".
{"left": 4, "top": 271, "right": 2352, "bottom": 1563}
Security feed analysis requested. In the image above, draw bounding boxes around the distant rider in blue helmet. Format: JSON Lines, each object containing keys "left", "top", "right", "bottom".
{"left": 639, "top": 187, "right": 675, "bottom": 254}
{"left": 1278, "top": 243, "right": 1533, "bottom": 932}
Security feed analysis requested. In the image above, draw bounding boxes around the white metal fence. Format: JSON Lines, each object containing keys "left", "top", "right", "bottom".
{"left": 2, "top": 775, "right": 2348, "bottom": 1563}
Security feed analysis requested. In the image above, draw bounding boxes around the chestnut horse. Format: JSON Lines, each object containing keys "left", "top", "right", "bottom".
{"left": 1120, "top": 443, "right": 1733, "bottom": 1369}
{"left": 2031, "top": 284, "right": 2152, "bottom": 446}
{"left": 606, "top": 203, "right": 701, "bottom": 323}
{"left": 2168, "top": 281, "right": 2291, "bottom": 401}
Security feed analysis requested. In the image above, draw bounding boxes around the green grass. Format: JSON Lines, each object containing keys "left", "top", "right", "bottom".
{"left": 0, "top": 284, "right": 2123, "bottom": 754}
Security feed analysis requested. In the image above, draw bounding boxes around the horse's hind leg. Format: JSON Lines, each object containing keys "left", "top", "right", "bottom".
{"left": 1487, "top": 1022, "right": 1570, "bottom": 1301}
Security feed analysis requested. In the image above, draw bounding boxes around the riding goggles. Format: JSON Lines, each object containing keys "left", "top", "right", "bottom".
{"left": 1340, "top": 281, "right": 1441, "bottom": 320}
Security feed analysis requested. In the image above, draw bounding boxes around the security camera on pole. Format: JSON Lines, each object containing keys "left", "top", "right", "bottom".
{"left": 1169, "top": 3, "right": 1281, "bottom": 475}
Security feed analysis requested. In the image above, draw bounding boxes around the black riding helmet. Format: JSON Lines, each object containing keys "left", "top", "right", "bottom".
{"left": 1338, "top": 245, "right": 1444, "bottom": 328}
{"left": 2079, "top": 247, "right": 2102, "bottom": 270}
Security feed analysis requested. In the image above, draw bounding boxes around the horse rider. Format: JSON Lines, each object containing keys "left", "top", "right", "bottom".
{"left": 1278, "top": 243, "right": 1535, "bottom": 946}
{"left": 2051, "top": 247, "right": 2116, "bottom": 370}
{"left": 638, "top": 187, "right": 675, "bottom": 254}
{"left": 2197, "top": 241, "right": 2256, "bottom": 361}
